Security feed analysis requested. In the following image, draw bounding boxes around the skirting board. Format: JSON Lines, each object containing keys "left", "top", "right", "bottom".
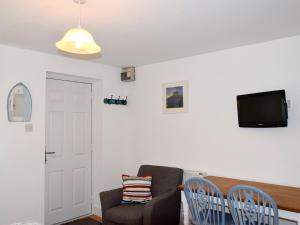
{"left": 90, "top": 215, "right": 102, "bottom": 222}
{"left": 93, "top": 205, "right": 102, "bottom": 217}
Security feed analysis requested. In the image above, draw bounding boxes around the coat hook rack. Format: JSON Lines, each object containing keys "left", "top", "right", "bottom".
{"left": 104, "top": 95, "right": 127, "bottom": 105}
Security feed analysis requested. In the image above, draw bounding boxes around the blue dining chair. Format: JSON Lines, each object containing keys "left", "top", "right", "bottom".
{"left": 227, "top": 185, "right": 279, "bottom": 225}
{"left": 184, "top": 177, "right": 232, "bottom": 225}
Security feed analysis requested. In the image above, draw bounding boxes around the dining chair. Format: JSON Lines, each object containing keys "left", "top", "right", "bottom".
{"left": 227, "top": 185, "right": 279, "bottom": 225}
{"left": 184, "top": 177, "right": 232, "bottom": 225}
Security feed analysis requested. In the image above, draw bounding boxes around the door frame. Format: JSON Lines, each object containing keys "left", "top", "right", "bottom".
{"left": 45, "top": 71, "right": 103, "bottom": 222}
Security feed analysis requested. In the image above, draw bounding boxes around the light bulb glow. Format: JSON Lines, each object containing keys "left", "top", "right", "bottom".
{"left": 56, "top": 27, "right": 101, "bottom": 54}
{"left": 76, "top": 42, "right": 82, "bottom": 49}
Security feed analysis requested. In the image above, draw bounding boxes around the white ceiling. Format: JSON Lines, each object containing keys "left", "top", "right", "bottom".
{"left": 1, "top": 0, "right": 300, "bottom": 67}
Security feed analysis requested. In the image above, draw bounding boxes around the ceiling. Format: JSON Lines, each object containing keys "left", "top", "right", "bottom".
{"left": 1, "top": 0, "right": 300, "bottom": 67}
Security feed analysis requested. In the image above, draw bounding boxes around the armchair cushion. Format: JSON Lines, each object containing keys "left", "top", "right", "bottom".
{"left": 122, "top": 174, "right": 152, "bottom": 204}
{"left": 104, "top": 204, "right": 144, "bottom": 225}
{"left": 143, "top": 189, "right": 180, "bottom": 225}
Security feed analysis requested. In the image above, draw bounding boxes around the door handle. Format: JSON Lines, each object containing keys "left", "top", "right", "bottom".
{"left": 45, "top": 151, "right": 55, "bottom": 164}
{"left": 45, "top": 152, "right": 55, "bottom": 155}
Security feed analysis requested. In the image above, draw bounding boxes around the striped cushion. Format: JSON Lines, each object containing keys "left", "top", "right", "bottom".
{"left": 122, "top": 174, "right": 152, "bottom": 204}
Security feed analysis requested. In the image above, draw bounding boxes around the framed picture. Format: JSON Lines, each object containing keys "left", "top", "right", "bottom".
{"left": 162, "top": 81, "right": 188, "bottom": 113}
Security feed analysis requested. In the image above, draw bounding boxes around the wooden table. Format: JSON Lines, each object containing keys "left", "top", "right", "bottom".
{"left": 179, "top": 176, "right": 300, "bottom": 224}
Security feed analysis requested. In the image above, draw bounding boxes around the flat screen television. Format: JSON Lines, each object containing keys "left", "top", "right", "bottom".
{"left": 237, "top": 90, "right": 288, "bottom": 127}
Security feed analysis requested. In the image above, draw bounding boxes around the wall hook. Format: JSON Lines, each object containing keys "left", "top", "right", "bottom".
{"left": 104, "top": 95, "right": 128, "bottom": 106}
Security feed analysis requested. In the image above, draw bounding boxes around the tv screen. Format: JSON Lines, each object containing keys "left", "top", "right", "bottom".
{"left": 237, "top": 90, "right": 288, "bottom": 127}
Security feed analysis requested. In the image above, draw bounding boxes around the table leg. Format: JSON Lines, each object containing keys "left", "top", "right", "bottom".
{"left": 181, "top": 192, "right": 190, "bottom": 225}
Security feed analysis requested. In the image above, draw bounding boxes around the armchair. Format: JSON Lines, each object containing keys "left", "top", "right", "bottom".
{"left": 100, "top": 165, "right": 183, "bottom": 225}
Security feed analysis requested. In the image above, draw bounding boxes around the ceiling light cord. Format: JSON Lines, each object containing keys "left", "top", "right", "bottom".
{"left": 78, "top": 2, "right": 82, "bottom": 28}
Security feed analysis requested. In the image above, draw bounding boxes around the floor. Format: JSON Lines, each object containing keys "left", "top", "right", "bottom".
{"left": 62, "top": 217, "right": 101, "bottom": 225}
{"left": 60, "top": 213, "right": 184, "bottom": 225}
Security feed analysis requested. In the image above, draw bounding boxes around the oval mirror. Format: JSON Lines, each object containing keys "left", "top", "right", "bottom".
{"left": 7, "top": 83, "right": 32, "bottom": 122}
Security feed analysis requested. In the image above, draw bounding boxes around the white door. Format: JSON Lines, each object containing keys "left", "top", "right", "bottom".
{"left": 45, "top": 78, "right": 92, "bottom": 225}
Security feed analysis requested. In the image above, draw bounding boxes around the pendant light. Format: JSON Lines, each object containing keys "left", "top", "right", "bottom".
{"left": 56, "top": 0, "right": 101, "bottom": 55}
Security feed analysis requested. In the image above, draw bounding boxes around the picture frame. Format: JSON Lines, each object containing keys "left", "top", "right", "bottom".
{"left": 162, "top": 80, "right": 188, "bottom": 113}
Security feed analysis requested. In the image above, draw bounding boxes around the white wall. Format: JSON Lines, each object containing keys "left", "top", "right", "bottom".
{"left": 128, "top": 35, "right": 300, "bottom": 187}
{"left": 2, "top": 34, "right": 300, "bottom": 224}
{"left": 0, "top": 45, "right": 129, "bottom": 224}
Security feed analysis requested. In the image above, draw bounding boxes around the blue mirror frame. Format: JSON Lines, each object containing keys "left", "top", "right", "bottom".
{"left": 7, "top": 82, "right": 32, "bottom": 122}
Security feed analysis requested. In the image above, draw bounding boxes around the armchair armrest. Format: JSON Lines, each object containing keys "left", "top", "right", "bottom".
{"left": 143, "top": 188, "right": 181, "bottom": 225}
{"left": 100, "top": 188, "right": 123, "bottom": 215}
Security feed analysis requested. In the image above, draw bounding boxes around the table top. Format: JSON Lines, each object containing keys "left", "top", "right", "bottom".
{"left": 178, "top": 176, "right": 300, "bottom": 213}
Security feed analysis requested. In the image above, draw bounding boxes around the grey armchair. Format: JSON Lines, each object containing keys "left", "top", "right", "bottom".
{"left": 100, "top": 165, "right": 183, "bottom": 225}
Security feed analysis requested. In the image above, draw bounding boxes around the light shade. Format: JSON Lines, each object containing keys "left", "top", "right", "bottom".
{"left": 56, "top": 27, "right": 101, "bottom": 54}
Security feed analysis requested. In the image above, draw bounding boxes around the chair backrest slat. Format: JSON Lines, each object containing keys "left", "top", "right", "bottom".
{"left": 227, "top": 185, "right": 279, "bottom": 225}
{"left": 184, "top": 177, "right": 226, "bottom": 225}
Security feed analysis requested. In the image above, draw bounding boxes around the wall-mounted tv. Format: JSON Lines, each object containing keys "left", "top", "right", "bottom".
{"left": 237, "top": 90, "right": 288, "bottom": 127}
